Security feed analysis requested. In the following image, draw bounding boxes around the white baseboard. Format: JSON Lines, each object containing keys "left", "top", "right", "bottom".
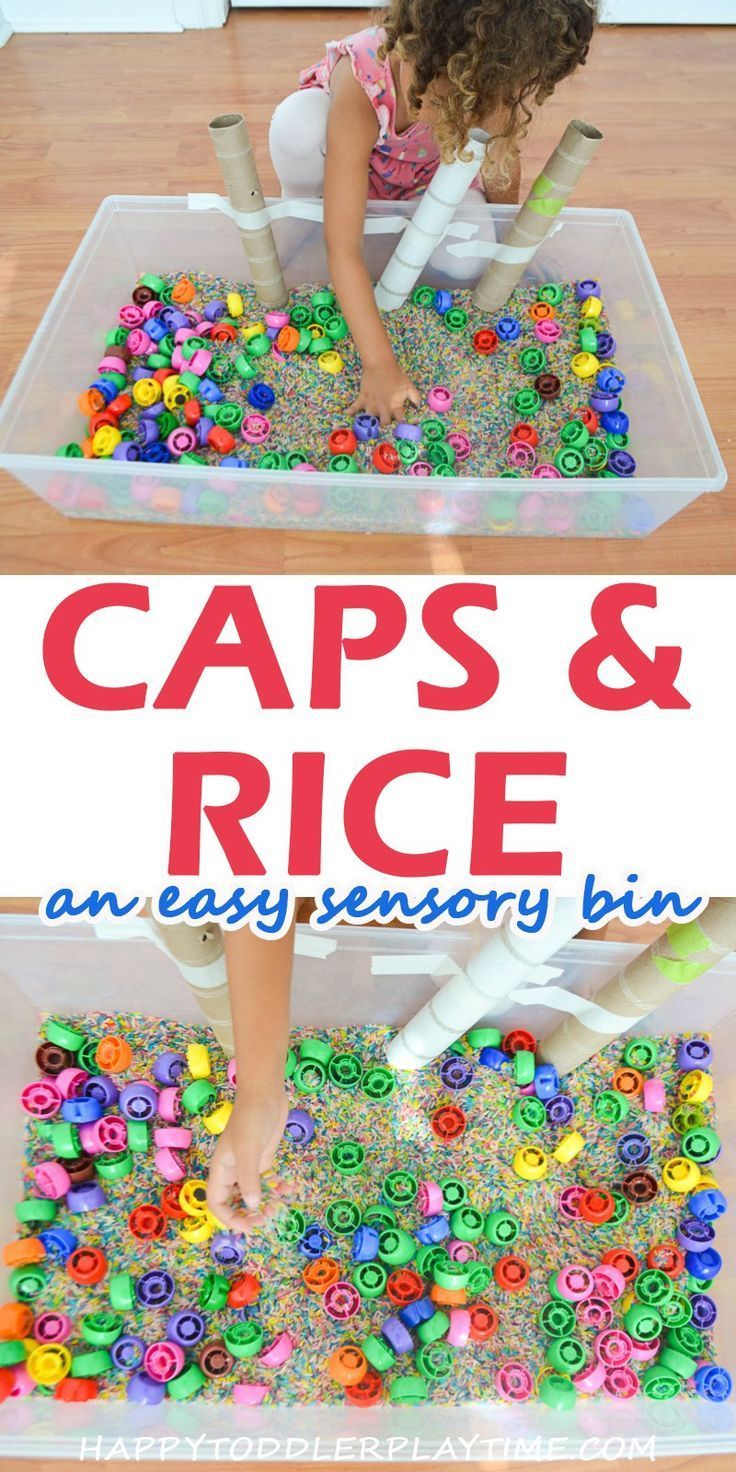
{"left": 0, "top": 21, "right": 12, "bottom": 45}
{"left": 3, "top": 0, "right": 228, "bottom": 30}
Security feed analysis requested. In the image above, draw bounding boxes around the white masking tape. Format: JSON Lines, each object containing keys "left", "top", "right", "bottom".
{"left": 188, "top": 193, "right": 487, "bottom": 243}
{"left": 509, "top": 984, "right": 647, "bottom": 1034}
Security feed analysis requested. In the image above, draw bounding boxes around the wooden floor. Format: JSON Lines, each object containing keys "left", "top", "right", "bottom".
{"left": 0, "top": 14, "right": 734, "bottom": 573}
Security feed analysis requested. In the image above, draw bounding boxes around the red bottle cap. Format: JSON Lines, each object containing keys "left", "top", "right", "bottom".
{"left": 579, "top": 406, "right": 599, "bottom": 432}
{"left": 227, "top": 1271, "right": 262, "bottom": 1308}
{"left": 601, "top": 1247, "right": 640, "bottom": 1283}
{"left": 468, "top": 1302, "right": 499, "bottom": 1342}
{"left": 493, "top": 1255, "right": 530, "bottom": 1292}
{"left": 160, "top": 1182, "right": 187, "bottom": 1220}
{"left": 473, "top": 328, "right": 498, "bottom": 355}
{"left": 579, "top": 1189, "right": 615, "bottom": 1225}
{"left": 208, "top": 425, "right": 236, "bottom": 456}
{"left": 345, "top": 1367, "right": 383, "bottom": 1406}
{"left": 67, "top": 1247, "right": 107, "bottom": 1285}
{"left": 647, "top": 1242, "right": 685, "bottom": 1277}
{"left": 386, "top": 1269, "right": 423, "bottom": 1306}
{"left": 431, "top": 1104, "right": 466, "bottom": 1142}
{"left": 183, "top": 399, "right": 202, "bottom": 426}
{"left": 510, "top": 423, "right": 538, "bottom": 447}
{"left": 328, "top": 428, "right": 357, "bottom": 457}
{"left": 372, "top": 442, "right": 401, "bottom": 474}
{"left": 129, "top": 1203, "right": 166, "bottom": 1241}
{"left": 55, "top": 1377, "right": 98, "bottom": 1402}
{"left": 502, "top": 1029, "right": 537, "bottom": 1056}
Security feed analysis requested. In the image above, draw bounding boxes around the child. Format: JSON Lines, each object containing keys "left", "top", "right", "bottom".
{"left": 206, "top": 919, "right": 297, "bottom": 1232}
{"left": 269, "top": 1, "right": 597, "bottom": 425}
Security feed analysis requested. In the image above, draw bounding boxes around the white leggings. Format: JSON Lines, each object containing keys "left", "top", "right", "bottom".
{"left": 268, "top": 88, "right": 491, "bottom": 282}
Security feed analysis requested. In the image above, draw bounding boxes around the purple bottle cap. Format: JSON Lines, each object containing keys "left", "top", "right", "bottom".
{"left": 395, "top": 422, "right": 422, "bottom": 442}
{"left": 196, "top": 416, "right": 214, "bottom": 447}
{"left": 677, "top": 1037, "right": 713, "bottom": 1071}
{"left": 112, "top": 442, "right": 141, "bottom": 462}
{"left": 161, "top": 308, "right": 190, "bottom": 331}
{"left": 677, "top": 1217, "right": 715, "bottom": 1251}
{"left": 136, "top": 1269, "right": 175, "bottom": 1308}
{"left": 119, "top": 1081, "right": 159, "bottom": 1122}
{"left": 546, "top": 1094, "right": 575, "bottom": 1126}
{"left": 285, "top": 1108, "right": 315, "bottom": 1145}
{"left": 210, "top": 1232, "right": 247, "bottom": 1268}
{"left": 67, "top": 1182, "right": 107, "bottom": 1213}
{"left": 353, "top": 413, "right": 380, "bottom": 441}
{"left": 167, "top": 1310, "right": 206, "bottom": 1348}
{"left": 690, "top": 1293, "right": 717, "bottom": 1329}
{"left": 153, "top": 1052, "right": 186, "bottom": 1086}
{"left": 381, "top": 1316, "right": 414, "bottom": 1355}
{"left": 136, "top": 418, "right": 160, "bottom": 447}
{"left": 141, "top": 400, "right": 165, "bottom": 420}
{"left": 130, "top": 366, "right": 154, "bottom": 383}
{"left": 576, "top": 278, "right": 601, "bottom": 300}
{"left": 617, "top": 1131, "right": 651, "bottom": 1166}
{"left": 439, "top": 1056, "right": 474, "bottom": 1091}
{"left": 609, "top": 450, "right": 636, "bottom": 478}
{"left": 112, "top": 1334, "right": 146, "bottom": 1371}
{"left": 590, "top": 390, "right": 619, "bottom": 415}
{"left": 596, "top": 332, "right": 616, "bottom": 358}
{"left": 127, "top": 1371, "right": 166, "bottom": 1405}
{"left": 204, "top": 299, "right": 227, "bottom": 322}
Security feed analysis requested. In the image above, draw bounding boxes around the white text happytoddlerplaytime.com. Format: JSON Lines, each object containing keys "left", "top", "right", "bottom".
{"left": 77, "top": 1432, "right": 659, "bottom": 1461}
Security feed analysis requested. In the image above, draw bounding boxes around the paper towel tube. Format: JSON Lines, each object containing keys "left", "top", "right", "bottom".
{"left": 148, "top": 918, "right": 234, "bottom": 1057}
{"left": 374, "top": 129, "right": 490, "bottom": 310}
{"left": 385, "top": 899, "right": 581, "bottom": 1070}
{"left": 539, "top": 899, "right": 736, "bottom": 1077}
{"left": 473, "top": 119, "right": 602, "bottom": 313}
{"left": 208, "top": 112, "right": 287, "bottom": 310}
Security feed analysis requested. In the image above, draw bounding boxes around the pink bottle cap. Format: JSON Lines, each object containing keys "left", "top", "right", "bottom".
{"left": 154, "top": 1126, "right": 192, "bottom": 1150}
{"left": 495, "top": 1361, "right": 533, "bottom": 1402}
{"left": 573, "top": 1359, "right": 607, "bottom": 1393}
{"left": 323, "top": 1282, "right": 360, "bottom": 1321}
{"left": 577, "top": 1295, "right": 613, "bottom": 1331}
{"left": 34, "top": 1161, "right": 71, "bottom": 1199}
{"left": 417, "top": 1181, "right": 443, "bottom": 1216}
{"left": 227, "top": 1059, "right": 238, "bottom": 1089}
{"left": 154, "top": 1146, "right": 186, "bottom": 1183}
{"left": 643, "top": 1077, "right": 666, "bottom": 1112}
{"left": 78, "top": 1120, "right": 103, "bottom": 1154}
{"left": 556, "top": 1264, "right": 594, "bottom": 1301}
{"left": 10, "top": 1365, "right": 34, "bottom": 1399}
{"left": 426, "top": 386, "right": 453, "bottom": 414}
{"left": 532, "top": 463, "right": 563, "bottom": 479}
{"left": 447, "top": 1239, "right": 477, "bottom": 1263}
{"left": 56, "top": 1068, "right": 88, "bottom": 1100}
{"left": 21, "top": 1081, "right": 62, "bottom": 1118}
{"left": 97, "top": 1115, "right": 128, "bottom": 1153}
{"left": 595, "top": 1329, "right": 633, "bottom": 1368}
{"left": 242, "top": 413, "right": 271, "bottom": 445}
{"left": 447, "top": 1309, "right": 471, "bottom": 1348}
{"left": 264, "top": 311, "right": 290, "bottom": 331}
{"left": 144, "top": 1341, "right": 185, "bottom": 1383}
{"left": 593, "top": 1264, "right": 625, "bottom": 1301}
{"left": 170, "top": 347, "right": 184, "bottom": 372}
{"left": 188, "top": 349, "right": 212, "bottom": 377}
{"left": 604, "top": 1365, "right": 640, "bottom": 1399}
{"left": 259, "top": 1331, "right": 294, "bottom": 1368}
{"left": 446, "top": 431, "right": 471, "bottom": 461}
{"left": 126, "top": 329, "right": 153, "bottom": 356}
{"left": 559, "top": 1186, "right": 584, "bottom": 1222}
{"left": 158, "top": 1087, "right": 182, "bottom": 1123}
{"left": 628, "top": 1336, "right": 660, "bottom": 1363}
{"left": 34, "top": 1310, "right": 73, "bottom": 1343}
{"left": 233, "top": 1383, "right": 269, "bottom": 1406}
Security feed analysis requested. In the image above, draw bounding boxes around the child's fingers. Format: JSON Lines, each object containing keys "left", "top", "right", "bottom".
{"left": 407, "top": 383, "right": 421, "bottom": 408}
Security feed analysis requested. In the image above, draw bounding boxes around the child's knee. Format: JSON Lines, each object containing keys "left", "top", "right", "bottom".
{"left": 269, "top": 88, "right": 330, "bottom": 158}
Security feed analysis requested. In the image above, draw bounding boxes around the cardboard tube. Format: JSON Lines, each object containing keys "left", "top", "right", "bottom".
{"left": 148, "top": 919, "right": 235, "bottom": 1057}
{"left": 539, "top": 899, "right": 736, "bottom": 1077}
{"left": 374, "top": 129, "right": 490, "bottom": 311}
{"left": 208, "top": 112, "right": 287, "bottom": 310}
{"left": 473, "top": 119, "right": 602, "bottom": 313}
{"left": 385, "top": 900, "right": 581, "bottom": 1070}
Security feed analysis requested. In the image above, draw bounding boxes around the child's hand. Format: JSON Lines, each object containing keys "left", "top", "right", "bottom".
{"left": 349, "top": 357, "right": 421, "bottom": 428}
{"left": 206, "top": 1086, "right": 293, "bottom": 1233}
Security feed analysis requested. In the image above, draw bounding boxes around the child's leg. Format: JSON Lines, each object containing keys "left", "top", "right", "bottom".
{"left": 269, "top": 88, "right": 331, "bottom": 198}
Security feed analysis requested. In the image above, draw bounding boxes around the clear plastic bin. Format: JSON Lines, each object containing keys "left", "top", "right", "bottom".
{"left": 0, "top": 917, "right": 734, "bottom": 1460}
{"left": 0, "top": 196, "right": 726, "bottom": 539}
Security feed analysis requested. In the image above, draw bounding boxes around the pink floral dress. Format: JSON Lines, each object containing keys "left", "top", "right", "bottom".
{"left": 299, "top": 25, "right": 484, "bottom": 201}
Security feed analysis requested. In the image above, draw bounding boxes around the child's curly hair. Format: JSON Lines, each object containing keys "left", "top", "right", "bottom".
{"left": 380, "top": 0, "right": 598, "bottom": 187}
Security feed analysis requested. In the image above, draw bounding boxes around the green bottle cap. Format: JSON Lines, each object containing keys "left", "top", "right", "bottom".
{"left": 284, "top": 1048, "right": 297, "bottom": 1079}
{"left": 555, "top": 446, "right": 585, "bottom": 477}
{"left": 667, "top": 1323, "right": 704, "bottom": 1357}
{"left": 274, "top": 1207, "right": 306, "bottom": 1244}
{"left": 397, "top": 439, "right": 419, "bottom": 466}
{"left": 299, "top": 1038, "right": 334, "bottom": 1067}
{"left": 127, "top": 1121, "right": 150, "bottom": 1154}
{"left": 383, "top": 1170, "right": 418, "bottom": 1208}
{"left": 81, "top": 1312, "right": 123, "bottom": 1348}
{"left": 642, "top": 1365, "right": 680, "bottom": 1400}
{"left": 389, "top": 1374, "right": 428, "bottom": 1405}
{"left": 331, "top": 1140, "right": 365, "bottom": 1175}
{"left": 421, "top": 418, "right": 446, "bottom": 444}
{"left": 325, "top": 1199, "right": 362, "bottom": 1236}
{"left": 308, "top": 335, "right": 331, "bottom": 355}
{"left": 223, "top": 1321, "right": 264, "bottom": 1358}
{"left": 659, "top": 1292, "right": 693, "bottom": 1329}
{"left": 377, "top": 1228, "right": 415, "bottom": 1267}
{"left": 293, "top": 1058, "right": 326, "bottom": 1094}
{"left": 361, "top": 1334, "right": 395, "bottom": 1373}
{"left": 326, "top": 314, "right": 349, "bottom": 341}
{"left": 635, "top": 1269, "right": 673, "bottom": 1308}
{"left": 415, "top": 1342, "right": 453, "bottom": 1381}
{"left": 416, "top": 1309, "right": 449, "bottom": 1346}
{"left": 579, "top": 325, "right": 598, "bottom": 353}
{"left": 622, "top": 1037, "right": 659, "bottom": 1072}
{"left": 179, "top": 371, "right": 202, "bottom": 394}
{"left": 329, "top": 454, "right": 357, "bottom": 474}
{"left": 539, "top": 1374, "right": 576, "bottom": 1411}
{"left": 234, "top": 353, "right": 257, "bottom": 381}
{"left": 519, "top": 346, "right": 547, "bottom": 375}
{"left": 245, "top": 334, "right": 272, "bottom": 357}
{"left": 96, "top": 1150, "right": 133, "bottom": 1181}
{"left": 426, "top": 442, "right": 455, "bottom": 468}
{"left": 328, "top": 1053, "right": 364, "bottom": 1089}
{"left": 484, "top": 1210, "right": 519, "bottom": 1248}
{"left": 681, "top": 1125, "right": 720, "bottom": 1164}
{"left": 167, "top": 1363, "right": 206, "bottom": 1400}
{"left": 671, "top": 1104, "right": 705, "bottom": 1135}
{"left": 351, "top": 1262, "right": 387, "bottom": 1298}
{"left": 657, "top": 1346, "right": 696, "bottom": 1380}
{"left": 465, "top": 1262, "right": 493, "bottom": 1295}
{"left": 181, "top": 1080, "right": 217, "bottom": 1115}
{"left": 199, "top": 1272, "right": 230, "bottom": 1312}
{"left": 512, "top": 388, "right": 541, "bottom": 417}
{"left": 213, "top": 402, "right": 243, "bottom": 430}
{"left": 56, "top": 443, "right": 83, "bottom": 458}
{"left": 9, "top": 1264, "right": 47, "bottom": 1301}
{"left": 45, "top": 1020, "right": 85, "bottom": 1052}
{"left": 15, "top": 1198, "right": 57, "bottom": 1225}
{"left": 312, "top": 303, "right": 334, "bottom": 325}
{"left": 70, "top": 1348, "right": 112, "bottom": 1378}
{"left": 433, "top": 1260, "right": 469, "bottom": 1292}
{"left": 109, "top": 1272, "right": 137, "bottom": 1311}
{"left": 289, "top": 304, "right": 312, "bottom": 327}
{"left": 311, "top": 289, "right": 335, "bottom": 309}
{"left": 444, "top": 308, "right": 467, "bottom": 331}
{"left": 546, "top": 1336, "right": 586, "bottom": 1374}
{"left": 466, "top": 1028, "right": 502, "bottom": 1050}
{"left": 361, "top": 1066, "right": 396, "bottom": 1101}
{"left": 624, "top": 1303, "right": 663, "bottom": 1342}
{"left": 0, "top": 1342, "right": 26, "bottom": 1367}
{"left": 512, "top": 1097, "right": 546, "bottom": 1132}
{"left": 209, "top": 356, "right": 235, "bottom": 385}
{"left": 513, "top": 1050, "right": 536, "bottom": 1087}
{"left": 538, "top": 1299, "right": 576, "bottom": 1338}
{"left": 362, "top": 1203, "right": 396, "bottom": 1230}
{"left": 440, "top": 1178, "right": 468, "bottom": 1211}
{"left": 411, "top": 286, "right": 435, "bottom": 307}
{"left": 415, "top": 1244, "right": 448, "bottom": 1279}
{"left": 140, "top": 274, "right": 166, "bottom": 294}
{"left": 594, "top": 1089, "right": 630, "bottom": 1124}
{"left": 609, "top": 1190, "right": 631, "bottom": 1226}
{"left": 50, "top": 1122, "right": 81, "bottom": 1159}
{"left": 559, "top": 419, "right": 590, "bottom": 451}
{"left": 538, "top": 282, "right": 563, "bottom": 306}
{"left": 449, "top": 1206, "right": 484, "bottom": 1242}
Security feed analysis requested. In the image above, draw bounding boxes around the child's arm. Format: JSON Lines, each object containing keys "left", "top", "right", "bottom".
{"left": 323, "top": 58, "right": 421, "bottom": 427}
{"left": 206, "top": 919, "right": 296, "bottom": 1231}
